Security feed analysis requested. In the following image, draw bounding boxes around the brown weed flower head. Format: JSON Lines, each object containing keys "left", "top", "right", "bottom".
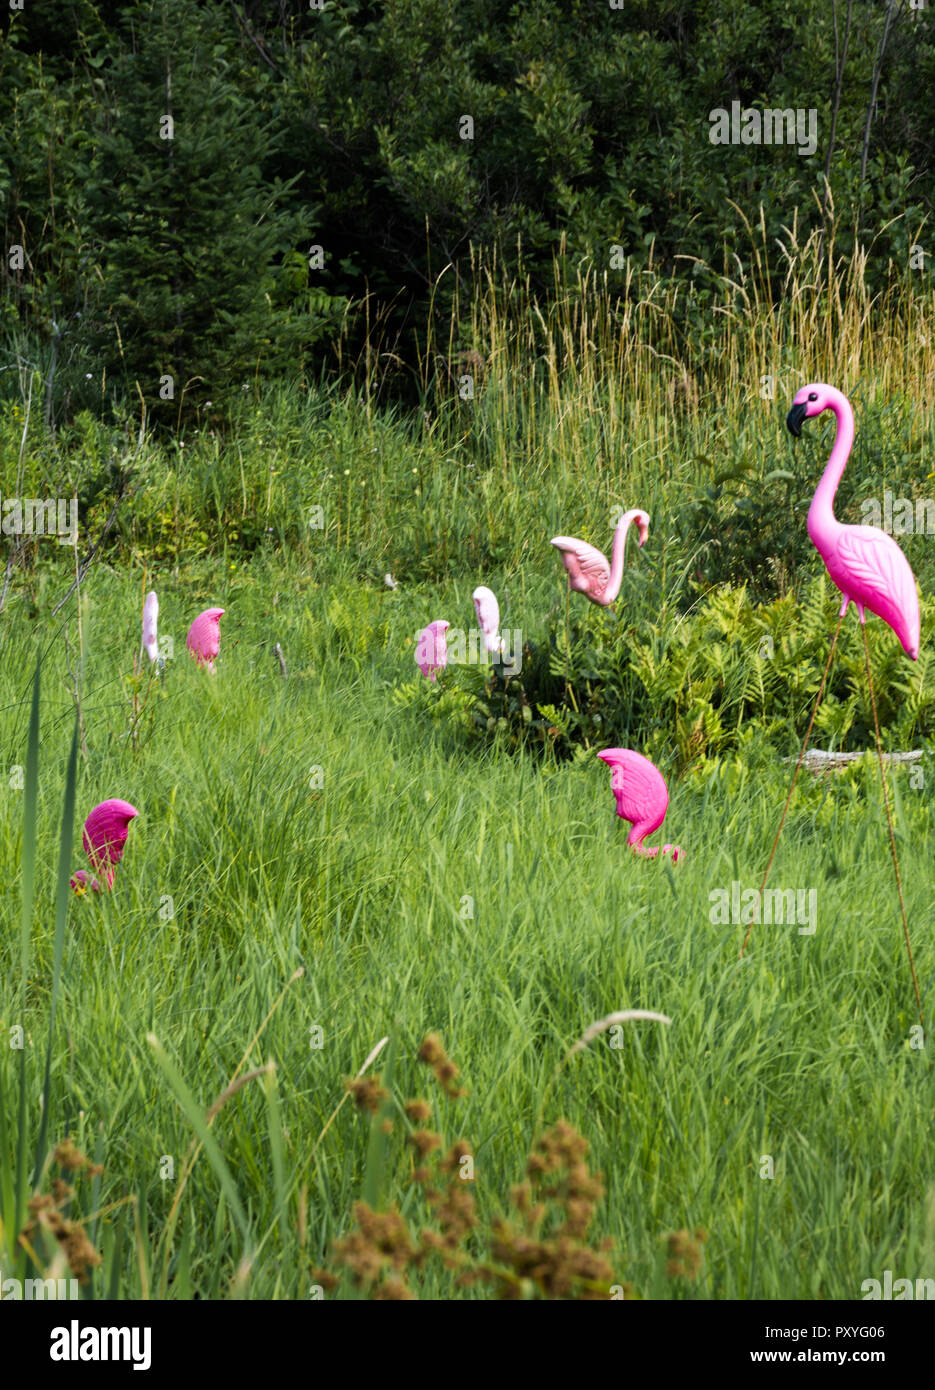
{"left": 440, "top": 1139, "right": 473, "bottom": 1173}
{"left": 430, "top": 1182, "right": 476, "bottom": 1250}
{"left": 52, "top": 1138, "right": 103, "bottom": 1176}
{"left": 373, "top": 1275, "right": 415, "bottom": 1300}
{"left": 482, "top": 1121, "right": 615, "bottom": 1298}
{"left": 487, "top": 1221, "right": 614, "bottom": 1300}
{"left": 328, "top": 1202, "right": 417, "bottom": 1288}
{"left": 418, "top": 1035, "right": 444, "bottom": 1066}
{"left": 408, "top": 1129, "right": 442, "bottom": 1157}
{"left": 346, "top": 1074, "right": 388, "bottom": 1114}
{"left": 404, "top": 1099, "right": 431, "bottom": 1123}
{"left": 24, "top": 1187, "right": 102, "bottom": 1285}
{"left": 665, "top": 1229, "right": 706, "bottom": 1280}
{"left": 417, "top": 1033, "right": 467, "bottom": 1098}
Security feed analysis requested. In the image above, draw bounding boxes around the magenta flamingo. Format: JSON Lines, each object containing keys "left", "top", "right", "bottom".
{"left": 187, "top": 607, "right": 225, "bottom": 671}
{"left": 550, "top": 509, "right": 649, "bottom": 606}
{"left": 415, "top": 620, "right": 449, "bottom": 680}
{"left": 70, "top": 798, "right": 138, "bottom": 894}
{"left": 597, "top": 749, "right": 681, "bottom": 861}
{"left": 787, "top": 384, "right": 919, "bottom": 658}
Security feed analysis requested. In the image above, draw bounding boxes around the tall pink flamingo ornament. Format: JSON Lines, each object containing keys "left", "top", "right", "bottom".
{"left": 70, "top": 799, "right": 138, "bottom": 894}
{"left": 747, "top": 384, "right": 924, "bottom": 1028}
{"left": 597, "top": 749, "right": 682, "bottom": 861}
{"left": 788, "top": 385, "right": 919, "bottom": 658}
{"left": 551, "top": 509, "right": 649, "bottom": 606}
{"left": 187, "top": 607, "right": 224, "bottom": 672}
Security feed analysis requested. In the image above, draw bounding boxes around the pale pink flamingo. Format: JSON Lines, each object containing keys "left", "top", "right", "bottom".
{"left": 142, "top": 591, "right": 159, "bottom": 663}
{"left": 597, "top": 749, "right": 681, "bottom": 861}
{"left": 550, "top": 509, "right": 649, "bottom": 606}
{"left": 70, "top": 798, "right": 138, "bottom": 894}
{"left": 415, "top": 620, "right": 449, "bottom": 680}
{"left": 472, "top": 586, "right": 503, "bottom": 654}
{"left": 187, "top": 607, "right": 225, "bottom": 671}
{"left": 787, "top": 384, "right": 919, "bottom": 658}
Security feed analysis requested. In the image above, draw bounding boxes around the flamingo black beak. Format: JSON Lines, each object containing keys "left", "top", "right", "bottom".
{"left": 786, "top": 402, "right": 808, "bottom": 438}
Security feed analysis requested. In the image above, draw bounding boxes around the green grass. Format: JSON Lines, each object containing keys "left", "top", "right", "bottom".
{"left": 1, "top": 557, "right": 932, "bottom": 1299}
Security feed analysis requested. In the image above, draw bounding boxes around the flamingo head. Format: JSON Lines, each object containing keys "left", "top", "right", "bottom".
{"left": 632, "top": 509, "right": 650, "bottom": 546}
{"left": 787, "top": 384, "right": 836, "bottom": 437}
{"left": 82, "top": 799, "right": 139, "bottom": 873}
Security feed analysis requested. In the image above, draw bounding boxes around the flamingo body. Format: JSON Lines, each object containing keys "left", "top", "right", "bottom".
{"left": 597, "top": 749, "right": 681, "bottom": 861}
{"left": 789, "top": 384, "right": 920, "bottom": 659}
{"left": 187, "top": 607, "right": 225, "bottom": 671}
{"left": 416, "top": 620, "right": 449, "bottom": 680}
{"left": 551, "top": 509, "right": 649, "bottom": 606}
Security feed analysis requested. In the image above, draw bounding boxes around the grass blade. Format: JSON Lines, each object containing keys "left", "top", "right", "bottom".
{"left": 146, "top": 1033, "right": 252, "bottom": 1247}
{"left": 20, "top": 654, "right": 40, "bottom": 984}
{"left": 33, "top": 715, "right": 79, "bottom": 1182}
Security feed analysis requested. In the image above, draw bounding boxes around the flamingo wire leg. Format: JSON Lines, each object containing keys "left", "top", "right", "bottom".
{"left": 860, "top": 623, "right": 925, "bottom": 1030}
{"left": 741, "top": 611, "right": 845, "bottom": 959}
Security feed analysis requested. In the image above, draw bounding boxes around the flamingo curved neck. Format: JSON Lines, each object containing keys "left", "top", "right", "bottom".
{"left": 808, "top": 391, "right": 854, "bottom": 547}
{"left": 605, "top": 511, "right": 642, "bottom": 601}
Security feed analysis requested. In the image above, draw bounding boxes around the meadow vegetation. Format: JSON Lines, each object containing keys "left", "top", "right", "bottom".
{"left": 1, "top": 234, "right": 934, "bottom": 1298}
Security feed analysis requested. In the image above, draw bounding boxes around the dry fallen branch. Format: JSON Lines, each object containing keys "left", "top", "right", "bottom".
{"left": 787, "top": 747, "right": 923, "bottom": 775}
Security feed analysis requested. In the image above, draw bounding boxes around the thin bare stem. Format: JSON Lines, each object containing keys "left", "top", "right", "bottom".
{"left": 861, "top": 623, "right": 924, "bottom": 1029}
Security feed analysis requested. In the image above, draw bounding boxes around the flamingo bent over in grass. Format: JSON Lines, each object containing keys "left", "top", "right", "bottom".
{"left": 787, "top": 385, "right": 920, "bottom": 658}
{"left": 597, "top": 749, "right": 681, "bottom": 861}
{"left": 70, "top": 799, "right": 138, "bottom": 894}
{"left": 416, "top": 620, "right": 450, "bottom": 680}
{"left": 187, "top": 607, "right": 225, "bottom": 671}
{"left": 551, "top": 509, "right": 649, "bottom": 607}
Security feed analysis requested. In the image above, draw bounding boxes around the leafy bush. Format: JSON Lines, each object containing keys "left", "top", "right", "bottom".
{"left": 449, "top": 579, "right": 935, "bottom": 766}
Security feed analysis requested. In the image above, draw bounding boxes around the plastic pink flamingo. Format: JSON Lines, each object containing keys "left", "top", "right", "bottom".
{"left": 787, "top": 384, "right": 919, "bottom": 658}
{"left": 597, "top": 749, "right": 681, "bottom": 861}
{"left": 550, "top": 509, "right": 649, "bottom": 606}
{"left": 187, "top": 607, "right": 224, "bottom": 671}
{"left": 748, "top": 385, "right": 924, "bottom": 1028}
{"left": 472, "top": 586, "right": 503, "bottom": 654}
{"left": 415, "top": 620, "right": 449, "bottom": 680}
{"left": 70, "top": 798, "right": 138, "bottom": 894}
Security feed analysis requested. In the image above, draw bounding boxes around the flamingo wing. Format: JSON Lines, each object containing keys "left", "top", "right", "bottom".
{"left": 550, "top": 537, "right": 610, "bottom": 591}
{"left": 833, "top": 526, "right": 920, "bottom": 656}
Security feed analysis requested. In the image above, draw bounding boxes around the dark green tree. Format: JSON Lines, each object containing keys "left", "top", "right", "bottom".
{"left": 78, "top": 0, "right": 332, "bottom": 420}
